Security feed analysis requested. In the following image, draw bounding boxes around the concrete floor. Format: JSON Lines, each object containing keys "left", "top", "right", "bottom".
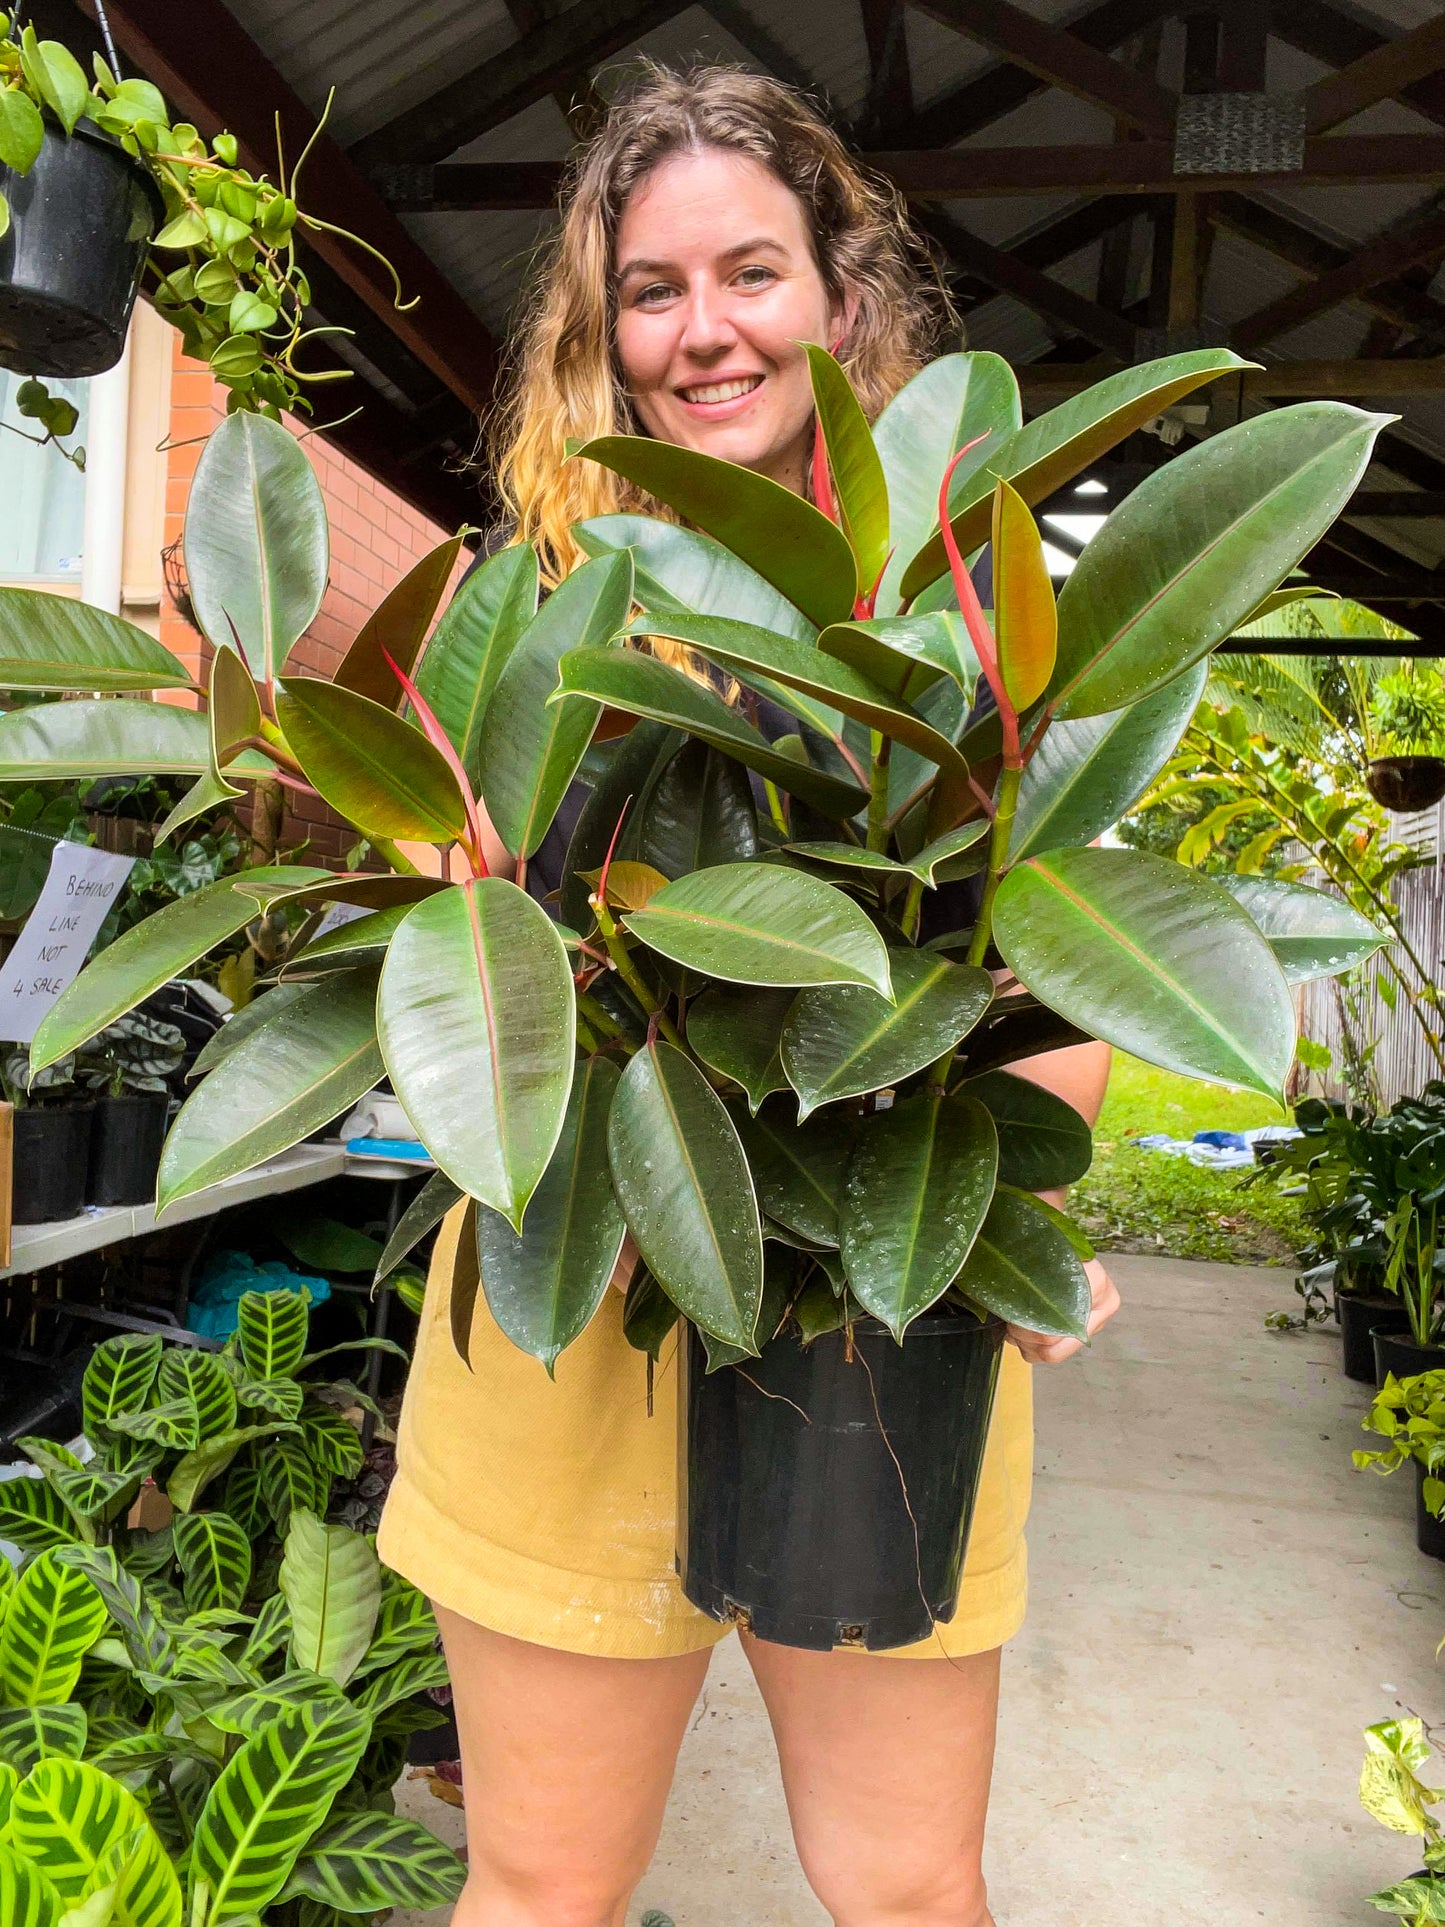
{"left": 395, "top": 1254, "right": 1445, "bottom": 1925}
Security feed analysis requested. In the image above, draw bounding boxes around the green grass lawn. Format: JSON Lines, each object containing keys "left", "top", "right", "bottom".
{"left": 1069, "top": 1055, "right": 1308, "bottom": 1265}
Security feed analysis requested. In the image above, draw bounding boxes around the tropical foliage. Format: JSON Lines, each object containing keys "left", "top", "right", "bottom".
{"left": 1360, "top": 1716, "right": 1445, "bottom": 1922}
{"left": 0, "top": 346, "right": 1392, "bottom": 1365}
{"left": 0, "top": 1311, "right": 460, "bottom": 1925}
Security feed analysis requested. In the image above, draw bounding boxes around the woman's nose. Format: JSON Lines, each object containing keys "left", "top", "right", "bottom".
{"left": 677, "top": 282, "right": 739, "bottom": 358}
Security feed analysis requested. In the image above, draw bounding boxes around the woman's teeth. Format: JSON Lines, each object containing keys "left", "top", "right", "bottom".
{"left": 680, "top": 376, "right": 762, "bottom": 403}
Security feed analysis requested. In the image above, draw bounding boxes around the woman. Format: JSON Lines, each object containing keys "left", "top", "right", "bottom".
{"left": 378, "top": 64, "right": 1119, "bottom": 1927}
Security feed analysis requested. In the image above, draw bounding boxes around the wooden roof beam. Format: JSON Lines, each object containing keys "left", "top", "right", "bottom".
{"left": 906, "top": 0, "right": 1178, "bottom": 137}
{"left": 1234, "top": 205, "right": 1445, "bottom": 353}
{"left": 1303, "top": 13, "right": 1445, "bottom": 137}
{"left": 923, "top": 211, "right": 1139, "bottom": 357}
{"left": 94, "top": 0, "right": 500, "bottom": 414}
{"left": 1271, "top": 0, "right": 1445, "bottom": 133}
{"left": 349, "top": 0, "right": 685, "bottom": 169}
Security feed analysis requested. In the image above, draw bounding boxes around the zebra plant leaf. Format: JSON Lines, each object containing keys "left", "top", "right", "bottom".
{"left": 186, "top": 1701, "right": 371, "bottom": 1925}
{"left": 0, "top": 1705, "right": 88, "bottom": 1774}
{"left": 173, "top": 1513, "right": 253, "bottom": 1616}
{"left": 0, "top": 1841, "right": 63, "bottom": 1927}
{"left": 81, "top": 1337, "right": 162, "bottom": 1442}
{"left": 237, "top": 1291, "right": 309, "bottom": 1381}
{"left": 0, "top": 1549, "right": 107, "bottom": 1707}
{"left": 168, "top": 1425, "right": 296, "bottom": 1515}
{"left": 7, "top": 1757, "right": 174, "bottom": 1916}
{"left": 262, "top": 1441, "right": 328, "bottom": 1531}
{"left": 350, "top": 1572, "right": 436, "bottom": 1678}
{"left": 348, "top": 1650, "right": 451, "bottom": 1716}
{"left": 156, "top": 1352, "right": 237, "bottom": 1442}
{"left": 51, "top": 1549, "right": 171, "bottom": 1678}
{"left": 278, "top": 1512, "right": 382, "bottom": 1688}
{"left": 103, "top": 1401, "right": 199, "bottom": 1453}
{"left": 280, "top": 1810, "right": 466, "bottom": 1914}
{"left": 0, "top": 1481, "right": 77, "bottom": 1556}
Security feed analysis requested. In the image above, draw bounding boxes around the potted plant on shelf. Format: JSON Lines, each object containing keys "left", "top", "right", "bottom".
{"left": 0, "top": 6, "right": 407, "bottom": 433}
{"left": 76, "top": 1007, "right": 184, "bottom": 1205}
{"left": 1356, "top": 1367, "right": 1445, "bottom": 1559}
{"left": 1, "top": 1044, "right": 91, "bottom": 1222}
{"left": 1367, "top": 666, "right": 1445, "bottom": 814}
{"left": 1, "top": 346, "right": 1390, "bottom": 1649}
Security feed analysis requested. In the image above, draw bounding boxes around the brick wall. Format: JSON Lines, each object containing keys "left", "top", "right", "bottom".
{"left": 158, "top": 336, "right": 466, "bottom": 863}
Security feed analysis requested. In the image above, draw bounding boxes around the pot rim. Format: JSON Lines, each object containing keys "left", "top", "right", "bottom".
{"left": 22, "top": 114, "right": 166, "bottom": 228}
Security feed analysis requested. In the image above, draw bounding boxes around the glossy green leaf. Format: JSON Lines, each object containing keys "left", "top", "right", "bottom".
{"left": 50, "top": 1548, "right": 169, "bottom": 1676}
{"left": 1012, "top": 664, "right": 1206, "bottom": 860}
{"left": 477, "top": 551, "right": 631, "bottom": 858}
{"left": 953, "top": 1190, "right": 1090, "bottom": 1336}
{"left": 31, "top": 865, "right": 327, "bottom": 1072}
{"left": 449, "top": 1201, "right": 483, "bottom": 1366}
{"left": 374, "top": 1170, "right": 463, "bottom": 1286}
{"left": 782, "top": 949, "right": 993, "bottom": 1118}
{"left": 608, "top": 1042, "right": 763, "bottom": 1349}
{"left": 184, "top": 412, "right": 328, "bottom": 682}
{"left": 0, "top": 1844, "right": 62, "bottom": 1927}
{"left": 687, "top": 986, "right": 794, "bottom": 1113}
{"left": 628, "top": 862, "right": 892, "bottom": 995}
{"left": 278, "top": 1511, "right": 381, "bottom": 1687}
{"left": 378, "top": 880, "right": 576, "bottom": 1230}
{"left": 477, "top": 1054, "right": 626, "bottom": 1372}
{"left": 157, "top": 1351, "right": 237, "bottom": 1442}
{"left": 232, "top": 871, "right": 446, "bottom": 921}
{"left": 1052, "top": 404, "right": 1389, "bottom": 717}
{"left": 0, "top": 1706, "right": 86, "bottom": 1775}
{"left": 275, "top": 678, "right": 470, "bottom": 844}
{"left": 282, "top": 1808, "right": 465, "bottom": 1913}
{"left": 8, "top": 1758, "right": 176, "bottom": 1920}
{"left": 841, "top": 1094, "right": 998, "bottom": 1338}
{"left": 332, "top": 533, "right": 467, "bottom": 707}
{"left": 788, "top": 821, "right": 989, "bottom": 889}
{"left": 575, "top": 436, "right": 854, "bottom": 627}
{"left": 0, "top": 1481, "right": 75, "bottom": 1556}
{"left": 0, "top": 71, "right": 44, "bottom": 169}
{"left": 622, "top": 1265, "right": 679, "bottom": 1359}
{"left": 19, "top": 34, "right": 88, "bottom": 134}
{"left": 156, "top": 965, "right": 382, "bottom": 1210}
{"left": 173, "top": 1512, "right": 253, "bottom": 1617}
{"left": 81, "top": 1335, "right": 162, "bottom": 1440}
{"left": 557, "top": 719, "right": 681, "bottom": 930}
{"left": 873, "top": 352, "right": 1020, "bottom": 615}
{"left": 806, "top": 344, "right": 889, "bottom": 594}
{"left": 280, "top": 902, "right": 413, "bottom": 977}
{"left": 167, "top": 1424, "right": 297, "bottom": 1514}
{"left": 187, "top": 1701, "right": 371, "bottom": 1922}
{"left": 637, "top": 738, "right": 760, "bottom": 880}
{"left": 554, "top": 646, "right": 867, "bottom": 819}
{"left": 415, "top": 542, "right": 539, "bottom": 784}
{"left": 0, "top": 592, "right": 191, "bottom": 692}
{"left": 1219, "top": 875, "right": 1387, "bottom": 983}
{"left": 963, "top": 1070, "right": 1092, "bottom": 1190}
{"left": 238, "top": 1289, "right": 309, "bottom": 1381}
{"left": 817, "top": 611, "right": 976, "bottom": 701}
{"left": 626, "top": 613, "right": 970, "bottom": 777}
{"left": 575, "top": 515, "right": 815, "bottom": 639}
{"left": 993, "top": 847, "right": 1295, "bottom": 1099}
{"left": 0, "top": 700, "right": 216, "bottom": 783}
{"left": 901, "top": 349, "right": 1255, "bottom": 599}
{"left": 0, "top": 1550, "right": 106, "bottom": 1708}
{"left": 103, "top": 1399, "right": 198, "bottom": 1452}
{"left": 731, "top": 1100, "right": 853, "bottom": 1246}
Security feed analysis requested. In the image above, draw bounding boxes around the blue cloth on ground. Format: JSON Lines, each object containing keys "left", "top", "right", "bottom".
{"left": 186, "top": 1249, "right": 330, "bottom": 1340}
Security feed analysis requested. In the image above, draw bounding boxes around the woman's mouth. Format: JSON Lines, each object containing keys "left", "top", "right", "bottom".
{"left": 675, "top": 373, "right": 764, "bottom": 416}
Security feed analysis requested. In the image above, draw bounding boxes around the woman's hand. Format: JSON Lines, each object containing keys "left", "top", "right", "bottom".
{"left": 1006, "top": 1257, "right": 1119, "bottom": 1365}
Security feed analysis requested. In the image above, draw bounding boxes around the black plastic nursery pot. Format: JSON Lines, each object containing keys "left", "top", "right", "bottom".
{"left": 677, "top": 1305, "right": 1005, "bottom": 1652}
{"left": 1417, "top": 1464, "right": 1445, "bottom": 1561}
{"left": 87, "top": 1091, "right": 169, "bottom": 1208}
{"left": 1374, "top": 1329, "right": 1445, "bottom": 1389}
{"left": 1337, "top": 1292, "right": 1409, "bottom": 1382}
{"left": 0, "top": 122, "right": 163, "bottom": 379}
{"left": 1367, "top": 756, "right": 1445, "bottom": 815}
{"left": 12, "top": 1102, "right": 93, "bottom": 1224}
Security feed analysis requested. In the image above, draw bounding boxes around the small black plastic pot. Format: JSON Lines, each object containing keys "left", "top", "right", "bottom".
{"left": 1417, "top": 1464, "right": 1445, "bottom": 1561}
{"left": 0, "top": 122, "right": 163, "bottom": 379}
{"left": 87, "top": 1091, "right": 169, "bottom": 1208}
{"left": 677, "top": 1306, "right": 1005, "bottom": 1652}
{"left": 1337, "top": 1292, "right": 1408, "bottom": 1382}
{"left": 1367, "top": 756, "right": 1445, "bottom": 815}
{"left": 1374, "top": 1329, "right": 1445, "bottom": 1389}
{"left": 12, "top": 1102, "right": 92, "bottom": 1224}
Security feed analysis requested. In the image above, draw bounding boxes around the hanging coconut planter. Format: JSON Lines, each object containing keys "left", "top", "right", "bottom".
{"left": 1366, "top": 756, "right": 1445, "bottom": 814}
{"left": 0, "top": 122, "right": 162, "bottom": 379}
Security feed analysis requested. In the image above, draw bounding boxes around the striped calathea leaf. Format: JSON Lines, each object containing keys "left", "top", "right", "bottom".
{"left": 4, "top": 366, "right": 1385, "bottom": 1366}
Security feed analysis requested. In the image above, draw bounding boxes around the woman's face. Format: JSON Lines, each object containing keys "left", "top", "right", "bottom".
{"left": 613, "top": 148, "right": 851, "bottom": 496}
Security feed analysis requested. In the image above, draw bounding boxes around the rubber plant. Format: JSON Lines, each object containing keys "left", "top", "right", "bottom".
{"left": 1, "top": 345, "right": 1393, "bottom": 1371}
{"left": 0, "top": 1310, "right": 463, "bottom": 1926}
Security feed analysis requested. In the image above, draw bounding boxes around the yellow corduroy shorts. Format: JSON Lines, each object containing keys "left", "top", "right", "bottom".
{"left": 378, "top": 1204, "right": 1033, "bottom": 1660}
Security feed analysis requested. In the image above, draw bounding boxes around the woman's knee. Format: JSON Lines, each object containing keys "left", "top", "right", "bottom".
{"left": 793, "top": 1837, "right": 993, "bottom": 1927}
{"left": 449, "top": 1859, "right": 637, "bottom": 1927}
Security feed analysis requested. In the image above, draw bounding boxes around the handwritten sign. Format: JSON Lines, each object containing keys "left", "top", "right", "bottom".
{"left": 0, "top": 841, "right": 135, "bottom": 1043}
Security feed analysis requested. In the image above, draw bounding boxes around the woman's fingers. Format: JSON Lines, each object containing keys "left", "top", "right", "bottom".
{"left": 1006, "top": 1257, "right": 1119, "bottom": 1366}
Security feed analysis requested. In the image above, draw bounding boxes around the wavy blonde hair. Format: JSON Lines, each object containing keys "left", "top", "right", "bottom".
{"left": 491, "top": 62, "right": 955, "bottom": 585}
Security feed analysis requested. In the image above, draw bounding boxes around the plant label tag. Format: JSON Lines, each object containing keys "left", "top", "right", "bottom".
{"left": 0, "top": 841, "right": 135, "bottom": 1043}
{"left": 311, "top": 900, "right": 373, "bottom": 940}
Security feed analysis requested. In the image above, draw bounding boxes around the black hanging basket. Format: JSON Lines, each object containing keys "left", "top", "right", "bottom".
{"left": 0, "top": 121, "right": 163, "bottom": 379}
{"left": 677, "top": 1306, "right": 1005, "bottom": 1652}
{"left": 1366, "top": 756, "right": 1445, "bottom": 815}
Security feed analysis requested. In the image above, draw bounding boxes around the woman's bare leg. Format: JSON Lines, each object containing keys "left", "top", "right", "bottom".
{"left": 435, "top": 1606, "right": 713, "bottom": 1927}
{"left": 743, "top": 1634, "right": 1001, "bottom": 1927}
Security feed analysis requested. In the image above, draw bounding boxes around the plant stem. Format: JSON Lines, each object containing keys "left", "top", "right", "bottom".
{"left": 966, "top": 763, "right": 1022, "bottom": 970}
{"left": 901, "top": 874, "right": 925, "bottom": 942}
{"left": 592, "top": 898, "right": 684, "bottom": 1048}
{"left": 575, "top": 991, "right": 631, "bottom": 1048}
{"left": 867, "top": 732, "right": 893, "bottom": 853}
{"left": 762, "top": 780, "right": 788, "bottom": 837}
{"left": 370, "top": 837, "right": 422, "bottom": 877}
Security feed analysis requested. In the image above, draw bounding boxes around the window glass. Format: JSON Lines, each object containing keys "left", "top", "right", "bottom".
{"left": 0, "top": 372, "right": 88, "bottom": 581}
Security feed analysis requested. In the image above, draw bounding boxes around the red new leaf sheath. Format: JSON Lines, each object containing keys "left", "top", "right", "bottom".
{"left": 937, "top": 440, "right": 1019, "bottom": 761}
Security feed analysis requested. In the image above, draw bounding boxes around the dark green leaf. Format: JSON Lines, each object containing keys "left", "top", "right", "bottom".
{"left": 953, "top": 1190, "right": 1091, "bottom": 1337}
{"left": 1218, "top": 875, "right": 1387, "bottom": 984}
{"left": 275, "top": 677, "right": 471, "bottom": 843}
{"left": 374, "top": 1170, "right": 463, "bottom": 1286}
{"left": 332, "top": 533, "right": 467, "bottom": 709}
{"left": 637, "top": 737, "right": 760, "bottom": 879}
{"left": 687, "top": 986, "right": 793, "bottom": 1113}
{"left": 731, "top": 1100, "right": 853, "bottom": 1247}
{"left": 575, "top": 514, "right": 815, "bottom": 639}
{"left": 963, "top": 1070, "right": 1092, "bottom": 1190}
{"left": 416, "top": 543, "right": 540, "bottom": 785}
{"left": 806, "top": 344, "right": 889, "bottom": 594}
{"left": 0, "top": 590, "right": 191, "bottom": 692}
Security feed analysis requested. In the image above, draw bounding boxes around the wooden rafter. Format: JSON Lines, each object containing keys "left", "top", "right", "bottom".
{"left": 1270, "top": 0, "right": 1445, "bottom": 132}
{"left": 859, "top": 0, "right": 913, "bottom": 132}
{"left": 907, "top": 0, "right": 1177, "bottom": 136}
{"left": 1234, "top": 205, "right": 1445, "bottom": 354}
{"left": 922, "top": 210, "right": 1139, "bottom": 357}
{"left": 349, "top": 0, "right": 685, "bottom": 170}
{"left": 1303, "top": 13, "right": 1445, "bottom": 137}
